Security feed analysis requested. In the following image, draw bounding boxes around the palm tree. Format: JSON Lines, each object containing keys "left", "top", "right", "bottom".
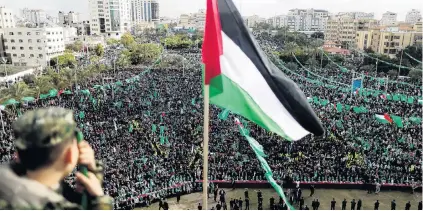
{"left": 0, "top": 82, "right": 36, "bottom": 102}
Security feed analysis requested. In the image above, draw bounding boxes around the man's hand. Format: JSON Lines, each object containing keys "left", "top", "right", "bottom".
{"left": 78, "top": 141, "right": 96, "bottom": 171}
{"left": 76, "top": 172, "right": 104, "bottom": 197}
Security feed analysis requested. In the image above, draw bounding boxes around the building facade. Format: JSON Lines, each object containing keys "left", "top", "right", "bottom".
{"left": 336, "top": 12, "right": 374, "bottom": 20}
{"left": 405, "top": 9, "right": 422, "bottom": 25}
{"left": 0, "top": 7, "right": 15, "bottom": 29}
{"left": 130, "top": 0, "right": 159, "bottom": 24}
{"left": 178, "top": 10, "right": 205, "bottom": 30}
{"left": 355, "top": 26, "right": 422, "bottom": 58}
{"left": 380, "top": 11, "right": 397, "bottom": 26}
{"left": 89, "top": 0, "right": 132, "bottom": 39}
{"left": 268, "top": 9, "right": 328, "bottom": 31}
{"left": 59, "top": 11, "right": 80, "bottom": 25}
{"left": 22, "top": 9, "right": 47, "bottom": 26}
{"left": 3, "top": 27, "right": 65, "bottom": 66}
{"left": 325, "top": 17, "right": 379, "bottom": 48}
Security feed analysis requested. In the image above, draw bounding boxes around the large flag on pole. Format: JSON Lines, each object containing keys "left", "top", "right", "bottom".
{"left": 202, "top": 0, "right": 324, "bottom": 141}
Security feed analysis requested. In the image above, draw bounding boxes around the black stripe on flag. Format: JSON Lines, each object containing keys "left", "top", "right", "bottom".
{"left": 217, "top": 0, "right": 324, "bottom": 136}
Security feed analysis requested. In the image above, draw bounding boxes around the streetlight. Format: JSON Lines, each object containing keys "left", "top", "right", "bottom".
{"left": 397, "top": 47, "right": 404, "bottom": 78}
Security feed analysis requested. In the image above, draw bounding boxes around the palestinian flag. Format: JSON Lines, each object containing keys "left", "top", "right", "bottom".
{"left": 202, "top": 0, "right": 324, "bottom": 141}
{"left": 375, "top": 113, "right": 393, "bottom": 124}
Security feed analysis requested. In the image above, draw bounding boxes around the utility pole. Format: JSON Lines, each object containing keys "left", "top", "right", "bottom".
{"left": 398, "top": 48, "right": 403, "bottom": 78}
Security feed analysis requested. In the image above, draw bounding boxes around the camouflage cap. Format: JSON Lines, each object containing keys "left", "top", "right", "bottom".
{"left": 13, "top": 107, "right": 77, "bottom": 150}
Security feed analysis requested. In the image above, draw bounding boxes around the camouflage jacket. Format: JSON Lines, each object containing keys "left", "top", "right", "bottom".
{"left": 0, "top": 163, "right": 112, "bottom": 210}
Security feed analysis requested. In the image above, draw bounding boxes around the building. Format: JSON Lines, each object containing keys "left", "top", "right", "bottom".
{"left": 73, "top": 21, "right": 91, "bottom": 36}
{"left": 355, "top": 26, "right": 422, "bottom": 58}
{"left": 269, "top": 9, "right": 328, "bottom": 31}
{"left": 336, "top": 12, "right": 374, "bottom": 20}
{"left": 22, "top": 9, "right": 47, "bottom": 26}
{"left": 178, "top": 10, "right": 205, "bottom": 30}
{"left": 0, "top": 7, "right": 15, "bottom": 29}
{"left": 62, "top": 27, "right": 78, "bottom": 44}
{"left": 2, "top": 27, "right": 65, "bottom": 66}
{"left": 405, "top": 9, "right": 422, "bottom": 25}
{"left": 244, "top": 15, "right": 266, "bottom": 28}
{"left": 89, "top": 0, "right": 132, "bottom": 39}
{"left": 130, "top": 0, "right": 160, "bottom": 24}
{"left": 380, "top": 11, "right": 397, "bottom": 26}
{"left": 325, "top": 17, "right": 379, "bottom": 48}
{"left": 323, "top": 47, "right": 351, "bottom": 55}
{"left": 58, "top": 11, "right": 80, "bottom": 25}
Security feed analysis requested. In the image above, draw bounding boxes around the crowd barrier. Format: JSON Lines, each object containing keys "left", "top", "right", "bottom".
{"left": 195, "top": 180, "right": 422, "bottom": 192}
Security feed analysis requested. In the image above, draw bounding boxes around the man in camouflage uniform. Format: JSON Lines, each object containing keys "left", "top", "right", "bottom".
{"left": 0, "top": 107, "right": 113, "bottom": 209}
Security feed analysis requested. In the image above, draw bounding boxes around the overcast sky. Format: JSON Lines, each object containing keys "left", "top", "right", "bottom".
{"left": 2, "top": 0, "right": 422, "bottom": 20}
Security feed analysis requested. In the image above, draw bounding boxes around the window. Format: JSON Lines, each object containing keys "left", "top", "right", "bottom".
{"left": 21, "top": 54, "right": 25, "bottom": 57}
{"left": 20, "top": 47, "right": 24, "bottom": 50}
{"left": 47, "top": 32, "right": 51, "bottom": 35}
{"left": 12, "top": 54, "right": 17, "bottom": 57}
{"left": 12, "top": 47, "right": 15, "bottom": 50}
{"left": 17, "top": 32, "right": 22, "bottom": 35}
{"left": 19, "top": 39, "right": 23, "bottom": 43}
{"left": 48, "top": 39, "right": 51, "bottom": 42}
{"left": 29, "top": 47, "right": 33, "bottom": 50}
{"left": 28, "top": 39, "right": 32, "bottom": 43}
{"left": 2, "top": 39, "right": 6, "bottom": 42}
{"left": 4, "top": 46, "right": 8, "bottom": 50}
{"left": 36, "top": 32, "right": 40, "bottom": 35}
{"left": 385, "top": 36, "right": 389, "bottom": 39}
{"left": 8, "top": 32, "right": 13, "bottom": 35}
{"left": 37, "top": 39, "right": 41, "bottom": 43}
{"left": 27, "top": 32, "right": 31, "bottom": 35}
{"left": 39, "top": 54, "right": 43, "bottom": 58}
{"left": 38, "top": 47, "right": 42, "bottom": 50}
{"left": 49, "top": 46, "right": 52, "bottom": 49}
{"left": 30, "top": 54, "right": 34, "bottom": 57}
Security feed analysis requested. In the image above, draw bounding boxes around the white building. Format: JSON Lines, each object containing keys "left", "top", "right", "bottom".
{"left": 405, "top": 9, "right": 422, "bottom": 24}
{"left": 63, "top": 27, "right": 78, "bottom": 44}
{"left": 244, "top": 15, "right": 266, "bottom": 28}
{"left": 381, "top": 11, "right": 397, "bottom": 26}
{"left": 336, "top": 12, "right": 374, "bottom": 20}
{"left": 22, "top": 9, "right": 47, "bottom": 26}
{"left": 178, "top": 10, "right": 205, "bottom": 30}
{"left": 3, "top": 27, "right": 65, "bottom": 67}
{"left": 59, "top": 11, "right": 80, "bottom": 25}
{"left": 89, "top": 0, "right": 132, "bottom": 39}
{"left": 0, "top": 7, "right": 15, "bottom": 29}
{"left": 269, "top": 9, "right": 328, "bottom": 31}
{"left": 131, "top": 0, "right": 160, "bottom": 24}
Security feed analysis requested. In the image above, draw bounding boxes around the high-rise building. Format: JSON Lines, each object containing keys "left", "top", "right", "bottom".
{"left": 325, "top": 17, "right": 379, "bottom": 48}
{"left": 336, "top": 12, "right": 374, "bottom": 20}
{"left": 405, "top": 9, "right": 422, "bottom": 25}
{"left": 0, "top": 7, "right": 15, "bottom": 29}
{"left": 22, "top": 9, "right": 47, "bottom": 26}
{"left": 131, "top": 0, "right": 159, "bottom": 24}
{"left": 89, "top": 0, "right": 132, "bottom": 38}
{"left": 380, "top": 11, "right": 397, "bottom": 26}
{"left": 59, "top": 11, "right": 80, "bottom": 25}
{"left": 269, "top": 9, "right": 328, "bottom": 31}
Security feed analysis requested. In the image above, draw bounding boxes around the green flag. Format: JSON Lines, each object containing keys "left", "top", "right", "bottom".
{"left": 391, "top": 115, "right": 403, "bottom": 128}
{"left": 152, "top": 124, "right": 157, "bottom": 133}
{"left": 407, "top": 97, "right": 414, "bottom": 104}
{"left": 336, "top": 102, "right": 343, "bottom": 112}
{"left": 79, "top": 111, "right": 85, "bottom": 119}
{"left": 218, "top": 109, "right": 230, "bottom": 120}
{"left": 191, "top": 98, "right": 196, "bottom": 105}
{"left": 129, "top": 123, "right": 133, "bottom": 133}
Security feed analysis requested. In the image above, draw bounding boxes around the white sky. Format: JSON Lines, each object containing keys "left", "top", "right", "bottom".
{"left": 1, "top": 0, "right": 422, "bottom": 20}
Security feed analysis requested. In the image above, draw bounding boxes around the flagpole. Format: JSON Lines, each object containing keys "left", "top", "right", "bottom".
{"left": 202, "top": 84, "right": 210, "bottom": 209}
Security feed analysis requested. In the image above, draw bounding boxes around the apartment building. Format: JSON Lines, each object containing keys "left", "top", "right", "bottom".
{"left": 405, "top": 9, "right": 422, "bottom": 25}
{"left": 244, "top": 15, "right": 266, "bottom": 28}
{"left": 325, "top": 17, "right": 378, "bottom": 48}
{"left": 268, "top": 9, "right": 328, "bottom": 31}
{"left": 22, "top": 9, "right": 47, "bottom": 26}
{"left": 58, "top": 11, "right": 80, "bottom": 25}
{"left": 0, "top": 7, "right": 15, "bottom": 29}
{"left": 336, "top": 12, "right": 374, "bottom": 20}
{"left": 356, "top": 26, "right": 422, "bottom": 58}
{"left": 130, "top": 0, "right": 160, "bottom": 24}
{"left": 89, "top": 0, "right": 132, "bottom": 39}
{"left": 3, "top": 27, "right": 65, "bottom": 66}
{"left": 380, "top": 11, "right": 397, "bottom": 26}
{"left": 178, "top": 10, "right": 205, "bottom": 30}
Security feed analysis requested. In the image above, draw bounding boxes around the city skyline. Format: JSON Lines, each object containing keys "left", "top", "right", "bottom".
{"left": 1, "top": 0, "right": 422, "bottom": 21}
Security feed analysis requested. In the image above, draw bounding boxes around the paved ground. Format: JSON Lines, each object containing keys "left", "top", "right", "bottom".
{"left": 138, "top": 188, "right": 421, "bottom": 210}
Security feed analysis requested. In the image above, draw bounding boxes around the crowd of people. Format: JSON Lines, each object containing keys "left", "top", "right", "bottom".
{"left": 0, "top": 32, "right": 421, "bottom": 209}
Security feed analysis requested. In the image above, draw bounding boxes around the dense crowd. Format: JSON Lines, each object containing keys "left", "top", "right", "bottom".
{"left": 0, "top": 33, "right": 422, "bottom": 209}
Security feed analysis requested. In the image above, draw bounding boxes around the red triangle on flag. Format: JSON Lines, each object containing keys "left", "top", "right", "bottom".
{"left": 384, "top": 113, "right": 393, "bottom": 123}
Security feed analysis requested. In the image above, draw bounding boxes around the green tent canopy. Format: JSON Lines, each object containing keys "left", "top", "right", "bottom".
{"left": 21, "top": 97, "right": 35, "bottom": 102}
{"left": 2, "top": 99, "right": 19, "bottom": 106}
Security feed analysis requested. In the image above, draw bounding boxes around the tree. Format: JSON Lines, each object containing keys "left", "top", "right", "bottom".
{"left": 397, "top": 46, "right": 422, "bottom": 67}
{"left": 121, "top": 32, "right": 135, "bottom": 48}
{"left": 107, "top": 38, "right": 120, "bottom": 46}
{"left": 408, "top": 69, "right": 422, "bottom": 81}
{"left": 255, "top": 22, "right": 272, "bottom": 30}
{"left": 65, "top": 41, "right": 83, "bottom": 52}
{"left": 0, "top": 82, "right": 35, "bottom": 103}
{"left": 50, "top": 53, "right": 77, "bottom": 69}
{"left": 129, "top": 43, "right": 162, "bottom": 65}
{"left": 22, "top": 74, "right": 36, "bottom": 85}
{"left": 116, "top": 49, "right": 131, "bottom": 68}
{"left": 387, "top": 69, "right": 398, "bottom": 78}
{"left": 94, "top": 44, "right": 104, "bottom": 57}
{"left": 311, "top": 32, "right": 324, "bottom": 39}
{"left": 285, "top": 62, "right": 298, "bottom": 71}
